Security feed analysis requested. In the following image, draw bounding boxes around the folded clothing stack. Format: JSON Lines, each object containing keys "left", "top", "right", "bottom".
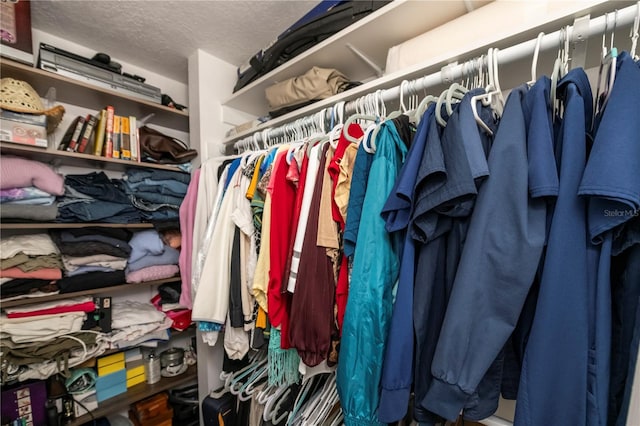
{"left": 125, "top": 229, "right": 180, "bottom": 283}
{"left": 121, "top": 169, "right": 190, "bottom": 222}
{"left": 0, "top": 156, "right": 64, "bottom": 222}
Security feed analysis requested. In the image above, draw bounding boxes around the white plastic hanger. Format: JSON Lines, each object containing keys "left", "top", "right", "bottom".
{"left": 550, "top": 26, "right": 571, "bottom": 121}
{"left": 445, "top": 82, "right": 469, "bottom": 116}
{"left": 528, "top": 32, "right": 545, "bottom": 87}
{"left": 594, "top": 12, "right": 619, "bottom": 123}
{"left": 435, "top": 88, "right": 449, "bottom": 127}
{"left": 631, "top": 2, "right": 639, "bottom": 60}
{"left": 470, "top": 48, "right": 498, "bottom": 135}
{"left": 263, "top": 385, "right": 289, "bottom": 421}
{"left": 342, "top": 104, "right": 377, "bottom": 144}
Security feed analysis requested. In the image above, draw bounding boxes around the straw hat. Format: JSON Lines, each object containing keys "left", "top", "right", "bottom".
{"left": 0, "top": 78, "right": 65, "bottom": 133}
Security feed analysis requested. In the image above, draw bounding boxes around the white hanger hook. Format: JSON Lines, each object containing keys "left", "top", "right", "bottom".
{"left": 399, "top": 80, "right": 409, "bottom": 113}
{"left": 630, "top": 1, "right": 639, "bottom": 59}
{"left": 530, "top": 32, "right": 545, "bottom": 84}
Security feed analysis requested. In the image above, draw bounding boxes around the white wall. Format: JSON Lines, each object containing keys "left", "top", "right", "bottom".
{"left": 187, "top": 49, "right": 237, "bottom": 160}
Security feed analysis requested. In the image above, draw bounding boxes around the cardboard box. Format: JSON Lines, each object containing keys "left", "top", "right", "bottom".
{"left": 97, "top": 352, "right": 125, "bottom": 376}
{"left": 0, "top": 116, "right": 47, "bottom": 148}
{"left": 73, "top": 389, "right": 98, "bottom": 418}
{"left": 95, "top": 369, "right": 127, "bottom": 403}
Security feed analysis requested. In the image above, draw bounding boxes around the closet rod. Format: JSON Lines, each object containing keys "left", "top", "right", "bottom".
{"left": 233, "top": 2, "right": 639, "bottom": 152}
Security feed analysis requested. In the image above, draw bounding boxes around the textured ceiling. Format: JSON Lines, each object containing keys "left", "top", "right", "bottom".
{"left": 31, "top": 0, "right": 321, "bottom": 84}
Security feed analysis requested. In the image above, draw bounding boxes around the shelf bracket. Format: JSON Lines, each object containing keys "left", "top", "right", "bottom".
{"left": 345, "top": 43, "right": 384, "bottom": 78}
{"left": 571, "top": 14, "right": 590, "bottom": 70}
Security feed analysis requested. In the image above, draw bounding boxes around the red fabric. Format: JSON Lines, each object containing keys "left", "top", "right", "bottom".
{"left": 0, "top": 267, "right": 62, "bottom": 280}
{"left": 281, "top": 152, "right": 309, "bottom": 294}
{"left": 335, "top": 255, "right": 350, "bottom": 334}
{"left": 268, "top": 150, "right": 297, "bottom": 348}
{"left": 6, "top": 301, "right": 96, "bottom": 318}
{"left": 328, "top": 124, "right": 364, "bottom": 227}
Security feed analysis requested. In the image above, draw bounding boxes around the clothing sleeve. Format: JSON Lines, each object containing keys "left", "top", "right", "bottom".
{"left": 578, "top": 53, "right": 640, "bottom": 242}
{"left": 378, "top": 235, "right": 415, "bottom": 423}
{"left": 423, "top": 88, "right": 547, "bottom": 420}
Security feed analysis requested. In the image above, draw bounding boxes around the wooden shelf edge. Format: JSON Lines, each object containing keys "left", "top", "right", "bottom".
{"left": 0, "top": 141, "right": 192, "bottom": 173}
{"left": 0, "top": 276, "right": 181, "bottom": 308}
{"left": 67, "top": 365, "right": 197, "bottom": 426}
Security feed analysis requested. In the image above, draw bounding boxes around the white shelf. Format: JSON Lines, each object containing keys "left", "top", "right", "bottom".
{"left": 222, "top": 0, "right": 619, "bottom": 149}
{"left": 0, "top": 58, "right": 189, "bottom": 132}
{"left": 222, "top": 0, "right": 491, "bottom": 116}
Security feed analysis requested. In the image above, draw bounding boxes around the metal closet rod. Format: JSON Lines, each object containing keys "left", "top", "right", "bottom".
{"left": 234, "top": 1, "right": 639, "bottom": 151}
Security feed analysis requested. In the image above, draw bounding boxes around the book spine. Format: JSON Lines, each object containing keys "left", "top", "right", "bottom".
{"left": 77, "top": 114, "right": 98, "bottom": 153}
{"left": 57, "top": 115, "right": 79, "bottom": 151}
{"left": 104, "top": 106, "right": 115, "bottom": 158}
{"left": 66, "top": 116, "right": 86, "bottom": 152}
{"left": 120, "top": 116, "right": 131, "bottom": 160}
{"left": 112, "top": 115, "right": 121, "bottom": 159}
{"left": 129, "top": 116, "right": 138, "bottom": 162}
{"left": 93, "top": 109, "right": 107, "bottom": 156}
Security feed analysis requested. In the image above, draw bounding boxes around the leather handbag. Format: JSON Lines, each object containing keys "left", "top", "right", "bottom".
{"left": 138, "top": 125, "right": 198, "bottom": 164}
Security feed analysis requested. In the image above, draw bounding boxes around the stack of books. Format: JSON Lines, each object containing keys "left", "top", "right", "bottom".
{"left": 57, "top": 106, "right": 139, "bottom": 161}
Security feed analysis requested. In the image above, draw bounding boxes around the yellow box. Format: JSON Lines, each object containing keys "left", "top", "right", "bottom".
{"left": 126, "top": 363, "right": 145, "bottom": 380}
{"left": 126, "top": 360, "right": 146, "bottom": 388}
{"left": 97, "top": 352, "right": 125, "bottom": 377}
{"left": 126, "top": 373, "right": 146, "bottom": 388}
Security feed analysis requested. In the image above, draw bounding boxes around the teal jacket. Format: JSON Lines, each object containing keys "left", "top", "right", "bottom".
{"left": 336, "top": 121, "right": 407, "bottom": 426}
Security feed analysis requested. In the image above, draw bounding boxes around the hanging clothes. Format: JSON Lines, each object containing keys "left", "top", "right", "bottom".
{"left": 289, "top": 143, "right": 336, "bottom": 367}
{"left": 378, "top": 104, "right": 435, "bottom": 423}
{"left": 515, "top": 67, "right": 595, "bottom": 426}
{"left": 423, "top": 83, "right": 551, "bottom": 421}
{"left": 178, "top": 168, "right": 200, "bottom": 309}
{"left": 410, "top": 92, "right": 494, "bottom": 423}
{"left": 577, "top": 51, "right": 640, "bottom": 426}
{"left": 336, "top": 120, "right": 407, "bottom": 426}
{"left": 192, "top": 159, "right": 245, "bottom": 344}
{"left": 267, "top": 145, "right": 296, "bottom": 349}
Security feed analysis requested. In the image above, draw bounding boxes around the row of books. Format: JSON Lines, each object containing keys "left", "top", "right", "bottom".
{"left": 57, "top": 106, "right": 140, "bottom": 161}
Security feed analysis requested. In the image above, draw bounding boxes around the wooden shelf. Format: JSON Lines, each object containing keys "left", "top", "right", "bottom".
{"left": 0, "top": 141, "right": 189, "bottom": 173}
{"left": 0, "top": 58, "right": 189, "bottom": 132}
{"left": 67, "top": 365, "right": 197, "bottom": 426}
{"left": 0, "top": 276, "right": 180, "bottom": 308}
{"left": 0, "top": 223, "right": 155, "bottom": 230}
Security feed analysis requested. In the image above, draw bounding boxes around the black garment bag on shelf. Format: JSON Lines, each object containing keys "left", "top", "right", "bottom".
{"left": 233, "top": 0, "right": 391, "bottom": 92}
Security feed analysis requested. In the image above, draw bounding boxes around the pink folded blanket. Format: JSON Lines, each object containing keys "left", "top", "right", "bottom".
{"left": 0, "top": 156, "right": 64, "bottom": 195}
{"left": 125, "top": 264, "right": 179, "bottom": 283}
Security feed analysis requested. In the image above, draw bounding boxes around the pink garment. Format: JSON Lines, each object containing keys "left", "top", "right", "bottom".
{"left": 125, "top": 264, "right": 179, "bottom": 284}
{"left": 0, "top": 267, "right": 62, "bottom": 280}
{"left": 0, "top": 156, "right": 65, "bottom": 195}
{"left": 178, "top": 169, "right": 200, "bottom": 309}
{"left": 6, "top": 301, "right": 96, "bottom": 319}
